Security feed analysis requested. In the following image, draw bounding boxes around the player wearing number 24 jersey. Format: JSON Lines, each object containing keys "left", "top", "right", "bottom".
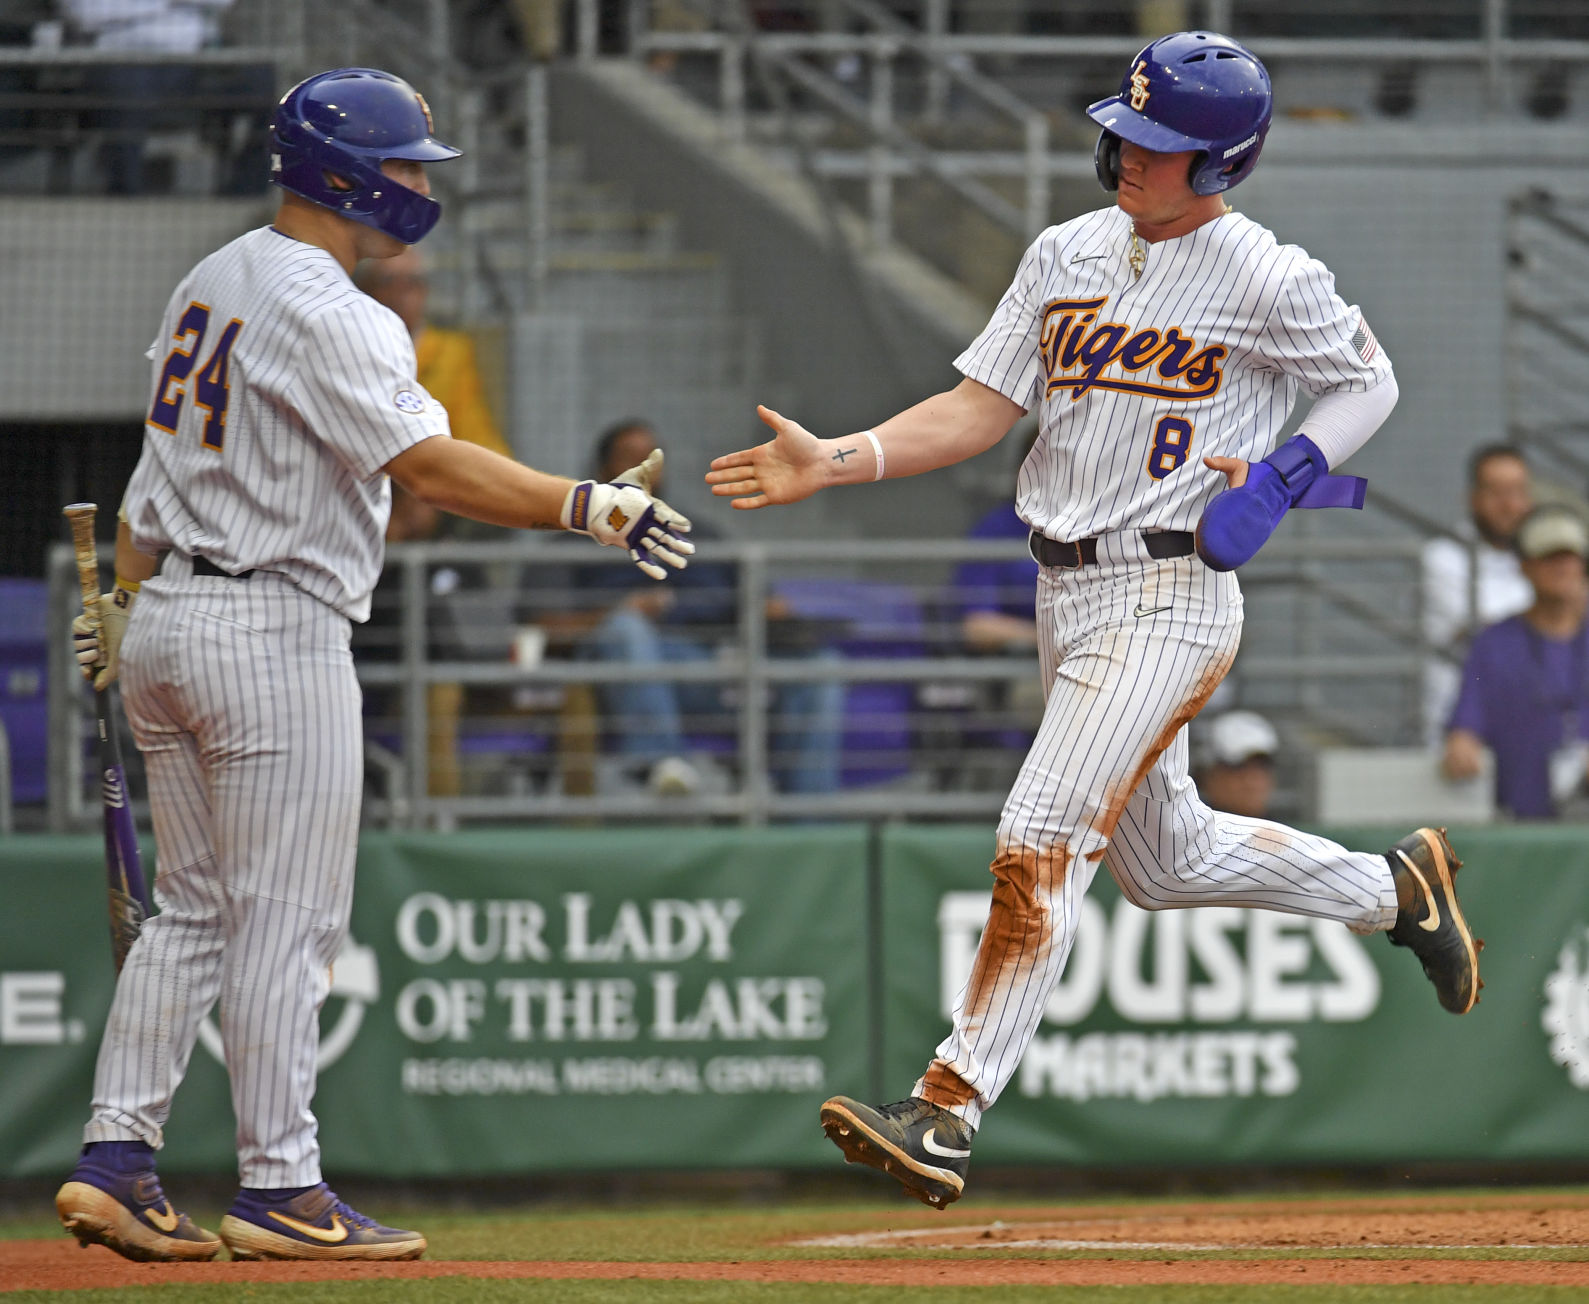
{"left": 123, "top": 226, "right": 444, "bottom": 620}
{"left": 57, "top": 66, "right": 692, "bottom": 1265}
{"left": 708, "top": 31, "right": 1480, "bottom": 1211}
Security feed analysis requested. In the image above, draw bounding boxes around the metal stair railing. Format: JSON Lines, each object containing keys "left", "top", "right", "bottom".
{"left": 1507, "top": 189, "right": 1589, "bottom": 493}
{"left": 44, "top": 533, "right": 1432, "bottom": 832}
{"left": 614, "top": 0, "right": 1051, "bottom": 246}
{"left": 229, "top": 0, "right": 538, "bottom": 319}
{"left": 591, "top": 0, "right": 1589, "bottom": 269}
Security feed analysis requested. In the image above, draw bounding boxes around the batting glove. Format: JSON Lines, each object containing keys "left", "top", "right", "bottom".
{"left": 561, "top": 450, "right": 695, "bottom": 580}
{"left": 71, "top": 580, "right": 138, "bottom": 690}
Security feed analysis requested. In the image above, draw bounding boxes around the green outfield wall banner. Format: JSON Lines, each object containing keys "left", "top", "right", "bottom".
{"left": 878, "top": 824, "right": 1589, "bottom": 1167}
{"left": 6, "top": 823, "right": 1589, "bottom": 1178}
{"left": 0, "top": 828, "right": 870, "bottom": 1178}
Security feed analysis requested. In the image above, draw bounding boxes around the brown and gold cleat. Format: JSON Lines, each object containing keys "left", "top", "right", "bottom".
{"left": 219, "top": 1184, "right": 425, "bottom": 1261}
{"left": 1386, "top": 826, "right": 1482, "bottom": 1014}
{"left": 57, "top": 1168, "right": 219, "bottom": 1263}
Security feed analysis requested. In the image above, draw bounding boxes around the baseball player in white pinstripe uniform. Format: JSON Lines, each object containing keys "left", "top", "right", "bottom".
{"left": 56, "top": 67, "right": 691, "bottom": 1263}
{"left": 708, "top": 32, "right": 1480, "bottom": 1208}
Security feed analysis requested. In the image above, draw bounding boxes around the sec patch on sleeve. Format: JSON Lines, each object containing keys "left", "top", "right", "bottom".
{"left": 394, "top": 389, "right": 426, "bottom": 414}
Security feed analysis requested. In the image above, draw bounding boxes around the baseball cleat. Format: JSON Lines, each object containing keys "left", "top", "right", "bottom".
{"left": 56, "top": 1151, "right": 220, "bottom": 1262}
{"left": 1386, "top": 826, "right": 1481, "bottom": 1015}
{"left": 820, "top": 1095, "right": 974, "bottom": 1209}
{"left": 219, "top": 1184, "right": 425, "bottom": 1260}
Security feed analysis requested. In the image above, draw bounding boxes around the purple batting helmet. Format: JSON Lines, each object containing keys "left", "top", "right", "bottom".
{"left": 270, "top": 67, "right": 461, "bottom": 244}
{"left": 1087, "top": 31, "right": 1272, "bottom": 197}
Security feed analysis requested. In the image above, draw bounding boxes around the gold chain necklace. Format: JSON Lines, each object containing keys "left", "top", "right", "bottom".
{"left": 1128, "top": 203, "right": 1233, "bottom": 280}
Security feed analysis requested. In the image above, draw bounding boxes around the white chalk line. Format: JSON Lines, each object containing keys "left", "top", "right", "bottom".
{"left": 795, "top": 1226, "right": 1576, "bottom": 1252}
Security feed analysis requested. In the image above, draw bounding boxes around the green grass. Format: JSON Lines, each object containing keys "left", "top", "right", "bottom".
{"left": 6, "top": 1287, "right": 1589, "bottom": 1304}
{"left": 6, "top": 1188, "right": 1589, "bottom": 1301}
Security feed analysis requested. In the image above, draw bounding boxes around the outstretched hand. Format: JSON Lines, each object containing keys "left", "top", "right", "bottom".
{"left": 705, "top": 405, "right": 828, "bottom": 510}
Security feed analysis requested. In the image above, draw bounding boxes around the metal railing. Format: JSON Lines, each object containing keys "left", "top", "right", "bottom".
{"left": 585, "top": 0, "right": 1589, "bottom": 262}
{"left": 0, "top": 0, "right": 537, "bottom": 324}
{"left": 1507, "top": 189, "right": 1589, "bottom": 492}
{"left": 41, "top": 533, "right": 1437, "bottom": 832}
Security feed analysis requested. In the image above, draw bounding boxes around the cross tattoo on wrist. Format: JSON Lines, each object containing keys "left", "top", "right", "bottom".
{"left": 832, "top": 446, "right": 857, "bottom": 462}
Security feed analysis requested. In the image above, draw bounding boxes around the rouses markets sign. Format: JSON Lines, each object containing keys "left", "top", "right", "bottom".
{"left": 881, "top": 824, "right": 1589, "bottom": 1169}
{"left": 940, "top": 892, "right": 1380, "bottom": 1104}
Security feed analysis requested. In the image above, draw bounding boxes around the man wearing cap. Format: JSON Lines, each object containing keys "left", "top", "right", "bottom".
{"left": 1444, "top": 505, "right": 1589, "bottom": 818}
{"left": 1195, "top": 710, "right": 1280, "bottom": 819}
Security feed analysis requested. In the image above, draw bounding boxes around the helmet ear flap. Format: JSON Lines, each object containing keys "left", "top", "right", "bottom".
{"left": 1094, "top": 130, "right": 1121, "bottom": 192}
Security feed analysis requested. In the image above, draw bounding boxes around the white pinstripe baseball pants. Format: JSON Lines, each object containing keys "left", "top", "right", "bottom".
{"left": 915, "top": 533, "right": 1399, "bottom": 1129}
{"left": 83, "top": 565, "right": 362, "bottom": 1188}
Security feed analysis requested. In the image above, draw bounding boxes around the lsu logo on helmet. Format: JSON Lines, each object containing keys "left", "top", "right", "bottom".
{"left": 1128, "top": 60, "right": 1152, "bottom": 111}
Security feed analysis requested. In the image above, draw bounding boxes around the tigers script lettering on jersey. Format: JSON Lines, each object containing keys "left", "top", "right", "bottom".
{"left": 121, "top": 226, "right": 451, "bottom": 620}
{"left": 1038, "top": 297, "right": 1227, "bottom": 400}
{"left": 956, "top": 207, "right": 1392, "bottom": 544}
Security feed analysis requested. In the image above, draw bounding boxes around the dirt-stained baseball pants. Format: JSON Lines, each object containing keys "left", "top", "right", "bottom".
{"left": 914, "top": 532, "right": 1399, "bottom": 1128}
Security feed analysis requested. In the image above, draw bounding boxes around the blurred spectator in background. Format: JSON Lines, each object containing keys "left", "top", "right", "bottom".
{"left": 0, "top": 3, "right": 51, "bottom": 173}
{"left": 1193, "top": 710, "right": 1279, "bottom": 819}
{"left": 950, "top": 428, "right": 1042, "bottom": 785}
{"left": 1443, "top": 505, "right": 1589, "bottom": 819}
{"left": 954, "top": 430, "right": 1041, "bottom": 657}
{"left": 1422, "top": 444, "right": 1533, "bottom": 741}
{"left": 59, "top": 0, "right": 240, "bottom": 194}
{"left": 452, "top": 0, "right": 563, "bottom": 67}
{"left": 354, "top": 248, "right": 516, "bottom": 800}
{"left": 358, "top": 247, "right": 515, "bottom": 542}
{"left": 530, "top": 419, "right": 843, "bottom": 798}
{"left": 363, "top": 489, "right": 472, "bottom": 802}
{"left": 358, "top": 246, "right": 513, "bottom": 465}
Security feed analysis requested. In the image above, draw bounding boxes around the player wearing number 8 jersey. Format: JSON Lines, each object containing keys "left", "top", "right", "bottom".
{"left": 708, "top": 31, "right": 1480, "bottom": 1208}
{"left": 56, "top": 67, "right": 692, "bottom": 1263}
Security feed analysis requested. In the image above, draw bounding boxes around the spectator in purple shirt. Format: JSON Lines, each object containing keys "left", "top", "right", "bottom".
{"left": 1444, "top": 505, "right": 1589, "bottom": 818}
{"left": 954, "top": 499, "right": 1041, "bottom": 653}
{"left": 950, "top": 433, "right": 1043, "bottom": 777}
{"left": 954, "top": 427, "right": 1042, "bottom": 655}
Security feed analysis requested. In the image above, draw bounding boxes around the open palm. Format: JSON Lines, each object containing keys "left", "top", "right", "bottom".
{"left": 705, "top": 406, "right": 828, "bottom": 509}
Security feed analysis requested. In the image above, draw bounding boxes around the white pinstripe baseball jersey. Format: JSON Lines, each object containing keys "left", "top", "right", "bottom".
{"left": 957, "top": 207, "right": 1392, "bottom": 544}
{"left": 121, "top": 226, "right": 450, "bottom": 620}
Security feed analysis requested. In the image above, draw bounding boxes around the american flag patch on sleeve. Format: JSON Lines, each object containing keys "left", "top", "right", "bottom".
{"left": 1351, "top": 318, "right": 1379, "bottom": 363}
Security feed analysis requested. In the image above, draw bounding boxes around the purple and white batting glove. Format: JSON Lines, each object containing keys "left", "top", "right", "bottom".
{"left": 560, "top": 450, "right": 694, "bottom": 580}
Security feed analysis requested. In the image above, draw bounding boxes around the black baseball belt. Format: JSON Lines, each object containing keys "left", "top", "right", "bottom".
{"left": 1028, "top": 529, "right": 1195, "bottom": 570}
{"left": 181, "top": 553, "right": 258, "bottom": 579}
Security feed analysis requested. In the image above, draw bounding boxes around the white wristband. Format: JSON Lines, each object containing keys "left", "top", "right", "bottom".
{"left": 861, "top": 429, "right": 885, "bottom": 482}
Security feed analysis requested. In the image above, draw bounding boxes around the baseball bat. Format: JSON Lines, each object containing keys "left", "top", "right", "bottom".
{"left": 64, "top": 503, "right": 153, "bottom": 973}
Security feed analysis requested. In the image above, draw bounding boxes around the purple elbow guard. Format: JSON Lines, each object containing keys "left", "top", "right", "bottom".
{"left": 1194, "top": 435, "right": 1367, "bottom": 572}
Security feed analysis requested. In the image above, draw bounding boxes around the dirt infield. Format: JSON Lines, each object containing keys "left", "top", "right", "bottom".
{"left": 6, "top": 1193, "right": 1589, "bottom": 1292}
{"left": 796, "top": 1193, "right": 1589, "bottom": 1252}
